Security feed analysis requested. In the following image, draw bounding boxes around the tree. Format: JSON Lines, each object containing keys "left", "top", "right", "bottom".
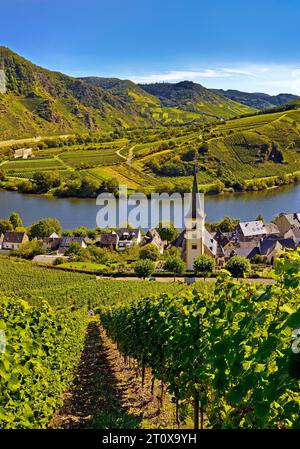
{"left": 164, "top": 255, "right": 185, "bottom": 281}
{"left": 9, "top": 212, "right": 23, "bottom": 229}
{"left": 198, "top": 143, "right": 209, "bottom": 155}
{"left": 87, "top": 229, "right": 98, "bottom": 239}
{"left": 0, "top": 219, "right": 13, "bottom": 235}
{"left": 32, "top": 171, "right": 61, "bottom": 193}
{"left": 0, "top": 170, "right": 6, "bottom": 182}
{"left": 139, "top": 244, "right": 160, "bottom": 261}
{"left": 255, "top": 214, "right": 265, "bottom": 223}
{"left": 12, "top": 240, "right": 45, "bottom": 260}
{"left": 210, "top": 216, "right": 240, "bottom": 233}
{"left": 225, "top": 256, "right": 251, "bottom": 278}
{"left": 73, "top": 226, "right": 89, "bottom": 237}
{"left": 99, "top": 178, "right": 119, "bottom": 195}
{"left": 194, "top": 255, "right": 215, "bottom": 279}
{"left": 53, "top": 257, "right": 64, "bottom": 266}
{"left": 134, "top": 259, "right": 155, "bottom": 279}
{"left": 65, "top": 242, "right": 83, "bottom": 259}
{"left": 158, "top": 221, "right": 179, "bottom": 243}
{"left": 28, "top": 218, "right": 61, "bottom": 239}
{"left": 78, "top": 177, "right": 99, "bottom": 198}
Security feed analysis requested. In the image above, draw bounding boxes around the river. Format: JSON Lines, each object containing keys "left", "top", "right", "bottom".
{"left": 0, "top": 184, "right": 300, "bottom": 228}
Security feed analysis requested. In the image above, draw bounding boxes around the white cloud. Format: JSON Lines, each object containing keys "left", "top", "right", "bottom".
{"left": 127, "top": 64, "right": 300, "bottom": 95}
{"left": 131, "top": 69, "right": 232, "bottom": 83}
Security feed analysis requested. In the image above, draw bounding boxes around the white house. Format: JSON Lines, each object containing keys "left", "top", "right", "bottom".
{"left": 14, "top": 148, "right": 33, "bottom": 159}
{"left": 117, "top": 229, "right": 142, "bottom": 250}
{"left": 2, "top": 231, "right": 29, "bottom": 250}
{"left": 236, "top": 221, "right": 267, "bottom": 242}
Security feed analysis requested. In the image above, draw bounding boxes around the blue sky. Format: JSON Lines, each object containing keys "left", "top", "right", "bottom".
{"left": 2, "top": 0, "right": 300, "bottom": 94}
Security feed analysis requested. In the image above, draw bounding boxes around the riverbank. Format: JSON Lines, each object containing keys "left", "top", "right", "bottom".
{"left": 2, "top": 168, "right": 300, "bottom": 201}
{"left": 200, "top": 170, "right": 300, "bottom": 195}
{"left": 0, "top": 183, "right": 300, "bottom": 227}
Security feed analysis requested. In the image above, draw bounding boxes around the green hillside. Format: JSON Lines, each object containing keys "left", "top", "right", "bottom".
{"left": 140, "top": 81, "right": 256, "bottom": 119}
{"left": 0, "top": 48, "right": 256, "bottom": 140}
{"left": 131, "top": 105, "right": 300, "bottom": 192}
{"left": 0, "top": 47, "right": 160, "bottom": 140}
{"left": 214, "top": 89, "right": 298, "bottom": 110}
{"left": 80, "top": 76, "right": 229, "bottom": 124}
{"left": 2, "top": 104, "right": 300, "bottom": 198}
{"left": 1, "top": 47, "right": 300, "bottom": 197}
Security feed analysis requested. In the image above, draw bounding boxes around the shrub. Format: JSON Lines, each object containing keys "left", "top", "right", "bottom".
{"left": 225, "top": 255, "right": 251, "bottom": 277}
{"left": 164, "top": 255, "right": 185, "bottom": 280}
{"left": 53, "top": 257, "right": 65, "bottom": 266}
{"left": 134, "top": 259, "right": 155, "bottom": 279}
{"left": 194, "top": 255, "right": 215, "bottom": 278}
{"left": 139, "top": 244, "right": 160, "bottom": 261}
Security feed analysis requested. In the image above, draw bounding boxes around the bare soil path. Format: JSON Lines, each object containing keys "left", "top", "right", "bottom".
{"left": 50, "top": 319, "right": 176, "bottom": 429}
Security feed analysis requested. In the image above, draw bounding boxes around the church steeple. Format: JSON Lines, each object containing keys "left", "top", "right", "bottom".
{"left": 189, "top": 161, "right": 204, "bottom": 220}
{"left": 191, "top": 170, "right": 200, "bottom": 219}
{"left": 184, "top": 158, "right": 205, "bottom": 271}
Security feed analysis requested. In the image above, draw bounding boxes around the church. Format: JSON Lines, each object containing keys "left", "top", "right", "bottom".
{"left": 172, "top": 172, "right": 217, "bottom": 271}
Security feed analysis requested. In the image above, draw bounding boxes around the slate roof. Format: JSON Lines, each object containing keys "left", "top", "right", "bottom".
{"left": 99, "top": 233, "right": 119, "bottom": 246}
{"left": 259, "top": 238, "right": 296, "bottom": 255}
{"left": 225, "top": 244, "right": 258, "bottom": 259}
{"left": 3, "top": 232, "right": 27, "bottom": 244}
{"left": 278, "top": 213, "right": 300, "bottom": 227}
{"left": 238, "top": 221, "right": 266, "bottom": 237}
{"left": 265, "top": 222, "right": 280, "bottom": 236}
{"left": 144, "top": 229, "right": 163, "bottom": 249}
{"left": 59, "top": 236, "right": 86, "bottom": 248}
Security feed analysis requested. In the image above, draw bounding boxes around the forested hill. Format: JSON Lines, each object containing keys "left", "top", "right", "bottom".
{"left": 0, "top": 46, "right": 298, "bottom": 141}
{"left": 139, "top": 80, "right": 256, "bottom": 118}
{"left": 214, "top": 89, "right": 298, "bottom": 110}
{"left": 0, "top": 46, "right": 257, "bottom": 140}
{"left": 0, "top": 46, "right": 157, "bottom": 139}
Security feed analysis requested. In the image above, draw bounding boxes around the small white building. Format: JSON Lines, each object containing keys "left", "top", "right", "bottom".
{"left": 143, "top": 229, "right": 164, "bottom": 254}
{"left": 117, "top": 229, "right": 142, "bottom": 250}
{"left": 14, "top": 148, "right": 33, "bottom": 159}
{"left": 2, "top": 231, "right": 29, "bottom": 250}
{"left": 236, "top": 220, "right": 267, "bottom": 242}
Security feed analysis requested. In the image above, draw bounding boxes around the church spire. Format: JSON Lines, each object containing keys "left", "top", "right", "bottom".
{"left": 190, "top": 154, "right": 202, "bottom": 219}
{"left": 191, "top": 170, "right": 200, "bottom": 219}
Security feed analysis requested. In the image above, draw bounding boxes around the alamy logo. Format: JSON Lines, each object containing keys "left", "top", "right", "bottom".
{"left": 0, "top": 330, "right": 6, "bottom": 354}
{"left": 96, "top": 185, "right": 204, "bottom": 233}
{"left": 292, "top": 328, "right": 300, "bottom": 354}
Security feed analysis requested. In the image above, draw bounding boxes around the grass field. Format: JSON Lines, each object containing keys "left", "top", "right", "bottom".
{"left": 2, "top": 104, "right": 300, "bottom": 194}
{"left": 1, "top": 157, "right": 66, "bottom": 174}
{"left": 0, "top": 257, "right": 209, "bottom": 308}
{"left": 58, "top": 149, "right": 123, "bottom": 168}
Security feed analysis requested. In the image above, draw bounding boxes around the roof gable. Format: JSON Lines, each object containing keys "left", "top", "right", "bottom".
{"left": 3, "top": 232, "right": 27, "bottom": 243}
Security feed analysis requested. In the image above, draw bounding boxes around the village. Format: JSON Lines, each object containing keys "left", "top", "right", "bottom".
{"left": 0, "top": 174, "right": 299, "bottom": 279}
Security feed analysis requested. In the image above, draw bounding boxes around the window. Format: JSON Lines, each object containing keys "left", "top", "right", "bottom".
{"left": 192, "top": 244, "right": 197, "bottom": 250}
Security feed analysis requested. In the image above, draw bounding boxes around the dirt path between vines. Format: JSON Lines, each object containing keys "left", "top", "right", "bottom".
{"left": 50, "top": 319, "right": 177, "bottom": 429}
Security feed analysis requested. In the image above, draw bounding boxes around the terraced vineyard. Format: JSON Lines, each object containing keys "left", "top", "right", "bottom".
{"left": 0, "top": 257, "right": 199, "bottom": 308}
{"left": 58, "top": 148, "right": 123, "bottom": 168}
{"left": 1, "top": 157, "right": 66, "bottom": 174}
{"left": 2, "top": 251, "right": 300, "bottom": 429}
{"left": 1, "top": 102, "right": 300, "bottom": 195}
